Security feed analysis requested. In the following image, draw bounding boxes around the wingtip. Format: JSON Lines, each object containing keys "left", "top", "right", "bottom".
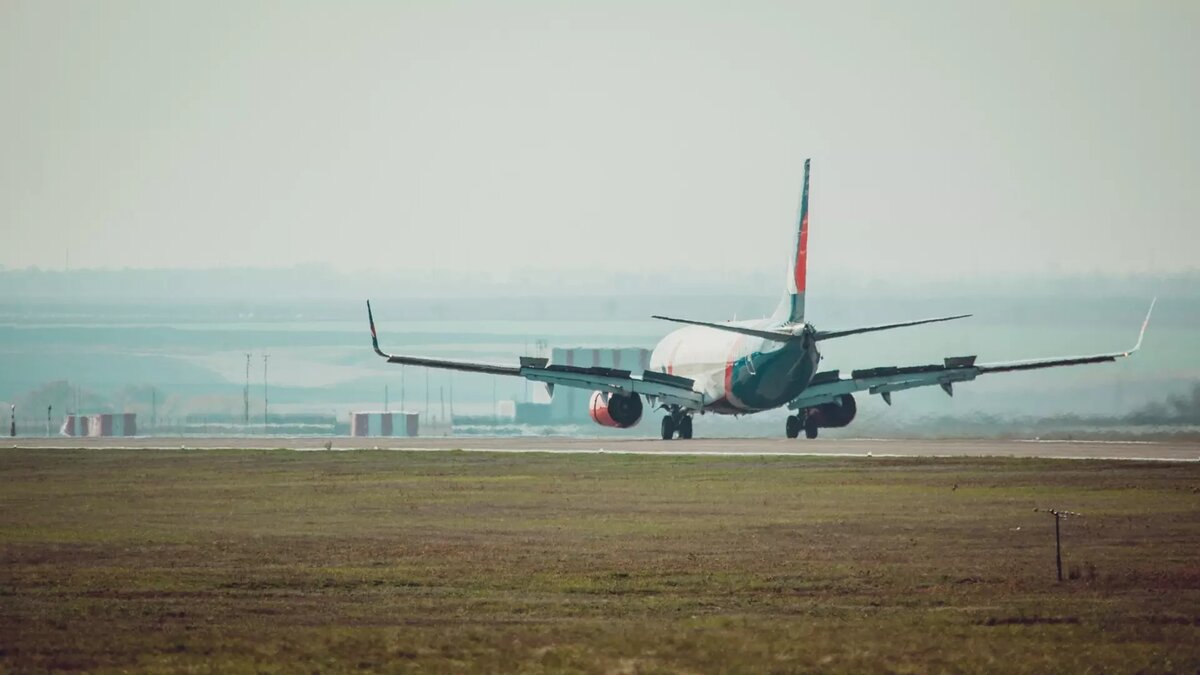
{"left": 1129, "top": 297, "right": 1155, "bottom": 354}
{"left": 366, "top": 299, "right": 379, "bottom": 343}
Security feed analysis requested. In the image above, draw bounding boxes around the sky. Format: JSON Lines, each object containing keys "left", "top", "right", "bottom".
{"left": 1, "top": 1, "right": 1197, "bottom": 282}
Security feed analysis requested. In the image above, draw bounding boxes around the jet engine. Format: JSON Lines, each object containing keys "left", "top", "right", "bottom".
{"left": 805, "top": 393, "right": 857, "bottom": 428}
{"left": 589, "top": 391, "right": 644, "bottom": 428}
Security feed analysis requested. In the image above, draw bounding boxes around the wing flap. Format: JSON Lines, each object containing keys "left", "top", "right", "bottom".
{"left": 521, "top": 365, "right": 705, "bottom": 409}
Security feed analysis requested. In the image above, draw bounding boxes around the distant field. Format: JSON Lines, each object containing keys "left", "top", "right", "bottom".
{"left": 1, "top": 448, "right": 1198, "bottom": 673}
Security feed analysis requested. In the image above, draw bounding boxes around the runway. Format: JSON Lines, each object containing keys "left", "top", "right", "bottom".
{"left": 3, "top": 436, "right": 1198, "bottom": 461}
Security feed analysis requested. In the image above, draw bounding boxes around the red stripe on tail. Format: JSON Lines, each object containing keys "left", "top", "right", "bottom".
{"left": 794, "top": 213, "right": 808, "bottom": 293}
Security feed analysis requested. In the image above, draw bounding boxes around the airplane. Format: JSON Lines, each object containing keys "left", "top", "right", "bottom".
{"left": 367, "top": 159, "right": 1154, "bottom": 440}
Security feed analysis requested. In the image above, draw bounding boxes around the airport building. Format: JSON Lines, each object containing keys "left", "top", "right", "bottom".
{"left": 349, "top": 411, "right": 419, "bottom": 437}
{"left": 61, "top": 413, "right": 137, "bottom": 437}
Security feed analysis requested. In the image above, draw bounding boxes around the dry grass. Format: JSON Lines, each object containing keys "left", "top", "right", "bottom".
{"left": 1, "top": 448, "right": 1198, "bottom": 673}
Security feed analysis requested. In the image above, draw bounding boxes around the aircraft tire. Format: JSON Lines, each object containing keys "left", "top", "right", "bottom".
{"left": 661, "top": 415, "right": 676, "bottom": 440}
{"left": 804, "top": 422, "right": 819, "bottom": 440}
{"left": 677, "top": 416, "right": 693, "bottom": 439}
{"left": 785, "top": 415, "right": 801, "bottom": 439}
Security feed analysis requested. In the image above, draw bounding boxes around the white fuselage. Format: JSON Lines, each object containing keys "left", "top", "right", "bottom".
{"left": 648, "top": 320, "right": 819, "bottom": 414}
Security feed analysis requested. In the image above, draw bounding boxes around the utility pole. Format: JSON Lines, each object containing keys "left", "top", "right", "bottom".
{"left": 1034, "top": 508, "right": 1081, "bottom": 582}
{"left": 263, "top": 354, "right": 270, "bottom": 433}
{"left": 46, "top": 405, "right": 52, "bottom": 437}
{"left": 9, "top": 405, "right": 14, "bottom": 437}
{"left": 244, "top": 353, "right": 251, "bottom": 426}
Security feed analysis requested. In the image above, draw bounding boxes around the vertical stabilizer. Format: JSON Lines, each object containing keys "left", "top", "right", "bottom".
{"left": 774, "top": 158, "right": 811, "bottom": 323}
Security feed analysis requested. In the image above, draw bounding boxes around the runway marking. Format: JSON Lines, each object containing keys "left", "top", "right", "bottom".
{"left": 1012, "top": 438, "right": 1157, "bottom": 445}
{"left": 288, "top": 446, "right": 1199, "bottom": 462}
{"left": 4, "top": 438, "right": 1196, "bottom": 463}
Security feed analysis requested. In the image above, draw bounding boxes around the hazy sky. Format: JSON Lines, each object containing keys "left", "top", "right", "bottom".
{"left": 2, "top": 1, "right": 1196, "bottom": 282}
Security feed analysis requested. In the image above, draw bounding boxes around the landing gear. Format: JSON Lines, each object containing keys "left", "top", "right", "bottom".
{"left": 786, "top": 414, "right": 819, "bottom": 439}
{"left": 785, "top": 415, "right": 801, "bottom": 439}
{"left": 661, "top": 408, "right": 693, "bottom": 440}
{"left": 677, "top": 416, "right": 693, "bottom": 440}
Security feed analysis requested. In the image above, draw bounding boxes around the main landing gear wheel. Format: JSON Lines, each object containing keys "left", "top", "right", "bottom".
{"left": 661, "top": 415, "right": 675, "bottom": 440}
{"left": 785, "top": 415, "right": 801, "bottom": 439}
{"left": 677, "top": 416, "right": 693, "bottom": 440}
{"left": 804, "top": 421, "right": 819, "bottom": 439}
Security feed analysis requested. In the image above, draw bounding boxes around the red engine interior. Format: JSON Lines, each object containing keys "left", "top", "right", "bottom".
{"left": 589, "top": 391, "right": 644, "bottom": 428}
{"left": 805, "top": 393, "right": 857, "bottom": 428}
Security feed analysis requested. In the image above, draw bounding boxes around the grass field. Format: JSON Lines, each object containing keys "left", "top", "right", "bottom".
{"left": 1, "top": 448, "right": 1198, "bottom": 673}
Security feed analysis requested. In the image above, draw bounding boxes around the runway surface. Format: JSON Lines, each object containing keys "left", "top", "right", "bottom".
{"left": 3, "top": 436, "right": 1198, "bottom": 461}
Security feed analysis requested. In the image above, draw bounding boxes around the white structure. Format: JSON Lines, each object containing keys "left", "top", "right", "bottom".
{"left": 350, "top": 411, "right": 418, "bottom": 437}
{"left": 61, "top": 413, "right": 136, "bottom": 437}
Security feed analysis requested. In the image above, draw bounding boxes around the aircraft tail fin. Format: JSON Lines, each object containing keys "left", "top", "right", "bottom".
{"left": 773, "top": 158, "right": 811, "bottom": 324}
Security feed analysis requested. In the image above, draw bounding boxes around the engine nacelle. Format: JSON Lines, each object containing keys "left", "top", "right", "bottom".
{"left": 589, "top": 391, "right": 644, "bottom": 428}
{"left": 806, "top": 393, "right": 857, "bottom": 428}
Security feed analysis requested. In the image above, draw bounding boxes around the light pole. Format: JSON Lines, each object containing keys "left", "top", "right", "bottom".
{"left": 263, "top": 354, "right": 270, "bottom": 434}
{"left": 1034, "top": 508, "right": 1081, "bottom": 582}
{"left": 9, "top": 404, "right": 15, "bottom": 437}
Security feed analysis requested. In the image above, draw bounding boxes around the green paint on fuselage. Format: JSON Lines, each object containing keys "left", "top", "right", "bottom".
{"left": 727, "top": 340, "right": 820, "bottom": 412}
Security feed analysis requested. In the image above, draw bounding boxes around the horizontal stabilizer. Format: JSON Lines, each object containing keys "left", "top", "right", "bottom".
{"left": 650, "top": 315, "right": 802, "bottom": 342}
{"left": 813, "top": 314, "right": 972, "bottom": 341}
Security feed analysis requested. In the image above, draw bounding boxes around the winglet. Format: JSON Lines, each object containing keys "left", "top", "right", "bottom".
{"left": 366, "top": 300, "right": 385, "bottom": 356}
{"left": 1125, "top": 298, "right": 1156, "bottom": 356}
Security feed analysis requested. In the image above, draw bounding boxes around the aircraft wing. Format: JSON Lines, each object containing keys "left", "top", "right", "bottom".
{"left": 789, "top": 300, "right": 1155, "bottom": 410}
{"left": 367, "top": 302, "right": 706, "bottom": 409}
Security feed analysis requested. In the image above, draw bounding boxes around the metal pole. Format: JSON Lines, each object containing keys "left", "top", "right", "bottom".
{"left": 244, "top": 353, "right": 251, "bottom": 426}
{"left": 1055, "top": 513, "right": 1063, "bottom": 582}
{"left": 263, "top": 354, "right": 269, "bottom": 433}
{"left": 47, "top": 405, "right": 52, "bottom": 437}
{"left": 9, "top": 405, "right": 14, "bottom": 437}
{"left": 1036, "top": 508, "right": 1078, "bottom": 582}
